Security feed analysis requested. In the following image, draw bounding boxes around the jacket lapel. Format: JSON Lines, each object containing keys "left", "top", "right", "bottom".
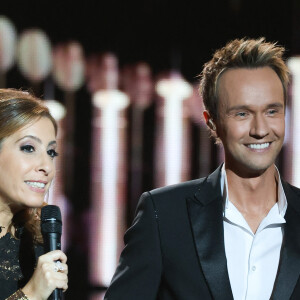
{"left": 272, "top": 180, "right": 300, "bottom": 300}
{"left": 187, "top": 166, "right": 233, "bottom": 300}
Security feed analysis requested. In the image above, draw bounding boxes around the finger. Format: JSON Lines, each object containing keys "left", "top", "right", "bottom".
{"left": 53, "top": 261, "right": 63, "bottom": 272}
{"left": 52, "top": 272, "right": 68, "bottom": 281}
{"left": 49, "top": 250, "right": 68, "bottom": 263}
{"left": 62, "top": 282, "right": 68, "bottom": 292}
{"left": 41, "top": 261, "right": 56, "bottom": 274}
{"left": 45, "top": 268, "right": 68, "bottom": 290}
{"left": 39, "top": 250, "right": 67, "bottom": 264}
{"left": 51, "top": 273, "right": 68, "bottom": 290}
{"left": 59, "top": 263, "right": 68, "bottom": 274}
{"left": 53, "top": 261, "right": 68, "bottom": 274}
{"left": 40, "top": 262, "right": 67, "bottom": 280}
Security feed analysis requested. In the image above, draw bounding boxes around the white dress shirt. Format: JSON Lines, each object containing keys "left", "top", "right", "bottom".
{"left": 221, "top": 165, "right": 287, "bottom": 300}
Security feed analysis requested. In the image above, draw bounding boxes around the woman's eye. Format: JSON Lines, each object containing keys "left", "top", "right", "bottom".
{"left": 20, "top": 145, "right": 35, "bottom": 153}
{"left": 47, "top": 149, "right": 59, "bottom": 158}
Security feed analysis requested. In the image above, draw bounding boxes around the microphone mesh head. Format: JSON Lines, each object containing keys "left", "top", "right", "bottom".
{"left": 41, "top": 205, "right": 62, "bottom": 222}
{"left": 41, "top": 205, "right": 62, "bottom": 234}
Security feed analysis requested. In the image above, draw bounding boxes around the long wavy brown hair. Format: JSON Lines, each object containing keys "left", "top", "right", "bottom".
{"left": 0, "top": 89, "right": 58, "bottom": 244}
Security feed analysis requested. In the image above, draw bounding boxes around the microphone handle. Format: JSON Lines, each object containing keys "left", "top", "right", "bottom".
{"left": 51, "top": 289, "right": 62, "bottom": 300}
{"left": 45, "top": 233, "right": 62, "bottom": 300}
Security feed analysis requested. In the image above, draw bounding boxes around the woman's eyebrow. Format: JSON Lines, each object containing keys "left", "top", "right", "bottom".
{"left": 16, "top": 135, "right": 42, "bottom": 144}
{"left": 16, "top": 135, "right": 57, "bottom": 146}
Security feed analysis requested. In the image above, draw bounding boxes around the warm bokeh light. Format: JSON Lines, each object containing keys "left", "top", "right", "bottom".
{"left": 155, "top": 74, "right": 193, "bottom": 186}
{"left": 287, "top": 57, "right": 300, "bottom": 187}
{"left": 0, "top": 15, "right": 17, "bottom": 72}
{"left": 90, "top": 89, "right": 129, "bottom": 286}
{"left": 17, "top": 29, "right": 52, "bottom": 82}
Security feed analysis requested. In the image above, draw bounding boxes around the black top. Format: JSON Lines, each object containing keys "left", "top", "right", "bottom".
{"left": 0, "top": 231, "right": 43, "bottom": 300}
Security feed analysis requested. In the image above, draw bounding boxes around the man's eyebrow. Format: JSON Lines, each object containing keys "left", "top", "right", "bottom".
{"left": 266, "top": 102, "right": 284, "bottom": 108}
{"left": 16, "top": 135, "right": 57, "bottom": 146}
{"left": 226, "top": 105, "right": 250, "bottom": 113}
{"left": 226, "top": 102, "right": 284, "bottom": 113}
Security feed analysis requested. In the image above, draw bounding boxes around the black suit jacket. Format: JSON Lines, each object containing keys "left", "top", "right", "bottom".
{"left": 104, "top": 166, "right": 300, "bottom": 299}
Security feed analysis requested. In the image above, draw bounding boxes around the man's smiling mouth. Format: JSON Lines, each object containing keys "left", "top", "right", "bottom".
{"left": 246, "top": 142, "right": 270, "bottom": 150}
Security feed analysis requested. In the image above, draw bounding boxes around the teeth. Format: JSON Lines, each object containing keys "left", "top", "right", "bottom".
{"left": 26, "top": 181, "right": 46, "bottom": 189}
{"left": 248, "top": 143, "right": 270, "bottom": 150}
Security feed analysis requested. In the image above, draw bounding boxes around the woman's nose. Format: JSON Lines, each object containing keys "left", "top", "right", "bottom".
{"left": 36, "top": 153, "right": 54, "bottom": 175}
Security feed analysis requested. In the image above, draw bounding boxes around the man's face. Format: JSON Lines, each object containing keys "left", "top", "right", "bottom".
{"left": 216, "top": 67, "right": 285, "bottom": 176}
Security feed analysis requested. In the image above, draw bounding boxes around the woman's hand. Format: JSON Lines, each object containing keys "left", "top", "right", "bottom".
{"left": 22, "top": 250, "right": 68, "bottom": 300}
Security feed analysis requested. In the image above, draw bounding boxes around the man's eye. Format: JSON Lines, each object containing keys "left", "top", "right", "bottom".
{"left": 268, "top": 109, "right": 277, "bottom": 115}
{"left": 47, "top": 149, "right": 59, "bottom": 158}
{"left": 20, "top": 145, "right": 35, "bottom": 153}
{"left": 236, "top": 112, "right": 247, "bottom": 117}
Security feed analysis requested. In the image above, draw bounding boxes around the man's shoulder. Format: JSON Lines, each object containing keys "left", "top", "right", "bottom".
{"left": 288, "top": 182, "right": 300, "bottom": 192}
{"left": 149, "top": 177, "right": 206, "bottom": 198}
{"left": 144, "top": 176, "right": 211, "bottom": 210}
{"left": 136, "top": 178, "right": 207, "bottom": 220}
{"left": 148, "top": 165, "right": 222, "bottom": 200}
{"left": 282, "top": 179, "right": 300, "bottom": 196}
{"left": 138, "top": 166, "right": 222, "bottom": 210}
{"left": 281, "top": 179, "right": 300, "bottom": 214}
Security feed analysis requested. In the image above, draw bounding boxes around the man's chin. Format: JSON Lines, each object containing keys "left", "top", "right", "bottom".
{"left": 245, "top": 164, "right": 273, "bottom": 175}
{"left": 227, "top": 158, "right": 275, "bottom": 177}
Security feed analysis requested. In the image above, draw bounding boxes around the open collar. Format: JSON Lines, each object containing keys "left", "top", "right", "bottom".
{"left": 187, "top": 165, "right": 300, "bottom": 299}
{"left": 187, "top": 165, "right": 234, "bottom": 300}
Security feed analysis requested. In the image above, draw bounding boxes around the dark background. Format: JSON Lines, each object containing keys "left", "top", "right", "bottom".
{"left": 2, "top": 0, "right": 300, "bottom": 298}
{"left": 2, "top": 0, "right": 300, "bottom": 82}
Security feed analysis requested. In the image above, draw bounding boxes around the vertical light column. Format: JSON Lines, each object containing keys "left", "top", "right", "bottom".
{"left": 155, "top": 73, "right": 192, "bottom": 186}
{"left": 90, "top": 90, "right": 129, "bottom": 286}
{"left": 0, "top": 16, "right": 17, "bottom": 88}
{"left": 87, "top": 53, "right": 129, "bottom": 287}
{"left": 45, "top": 100, "right": 70, "bottom": 251}
{"left": 286, "top": 57, "right": 300, "bottom": 187}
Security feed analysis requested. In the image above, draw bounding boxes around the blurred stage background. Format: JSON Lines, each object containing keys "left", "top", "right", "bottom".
{"left": 1, "top": 0, "right": 300, "bottom": 298}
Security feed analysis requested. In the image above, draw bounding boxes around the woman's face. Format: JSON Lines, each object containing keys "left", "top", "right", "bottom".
{"left": 0, "top": 117, "right": 57, "bottom": 211}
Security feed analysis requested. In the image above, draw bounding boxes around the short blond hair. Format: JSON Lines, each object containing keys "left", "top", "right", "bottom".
{"left": 199, "top": 37, "right": 289, "bottom": 121}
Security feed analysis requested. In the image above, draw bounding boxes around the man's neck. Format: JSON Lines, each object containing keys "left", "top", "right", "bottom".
{"left": 225, "top": 165, "right": 278, "bottom": 233}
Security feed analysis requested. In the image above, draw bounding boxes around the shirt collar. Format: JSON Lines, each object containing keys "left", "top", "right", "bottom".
{"left": 221, "top": 164, "right": 287, "bottom": 217}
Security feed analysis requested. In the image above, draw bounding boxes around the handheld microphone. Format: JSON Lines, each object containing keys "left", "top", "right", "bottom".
{"left": 41, "top": 205, "right": 62, "bottom": 300}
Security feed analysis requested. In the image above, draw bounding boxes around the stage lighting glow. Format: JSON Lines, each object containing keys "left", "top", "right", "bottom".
{"left": 52, "top": 42, "right": 85, "bottom": 92}
{"left": 156, "top": 76, "right": 192, "bottom": 185}
{"left": 91, "top": 89, "right": 129, "bottom": 286}
{"left": 17, "top": 29, "right": 52, "bottom": 82}
{"left": 287, "top": 57, "right": 300, "bottom": 187}
{"left": 44, "top": 99, "right": 66, "bottom": 121}
{"left": 0, "top": 16, "right": 17, "bottom": 72}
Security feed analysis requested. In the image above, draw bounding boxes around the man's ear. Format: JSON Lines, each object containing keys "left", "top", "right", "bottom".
{"left": 203, "top": 110, "right": 216, "bottom": 131}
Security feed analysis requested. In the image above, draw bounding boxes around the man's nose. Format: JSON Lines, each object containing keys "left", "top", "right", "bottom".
{"left": 249, "top": 114, "right": 270, "bottom": 139}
